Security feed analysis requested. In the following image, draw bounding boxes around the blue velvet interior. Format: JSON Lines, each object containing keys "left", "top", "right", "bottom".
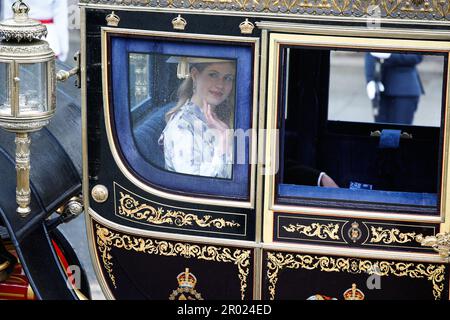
{"left": 379, "top": 129, "right": 401, "bottom": 149}
{"left": 111, "top": 36, "right": 252, "bottom": 199}
{"left": 278, "top": 184, "right": 437, "bottom": 207}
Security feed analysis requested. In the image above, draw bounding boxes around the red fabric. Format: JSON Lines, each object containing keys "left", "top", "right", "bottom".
{"left": 51, "top": 239, "right": 75, "bottom": 287}
{"left": 38, "top": 19, "right": 54, "bottom": 24}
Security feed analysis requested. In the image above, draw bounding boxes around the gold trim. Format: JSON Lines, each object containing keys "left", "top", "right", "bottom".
{"left": 0, "top": 260, "right": 10, "bottom": 271}
{"left": 266, "top": 252, "right": 446, "bottom": 300}
{"left": 416, "top": 232, "right": 450, "bottom": 258}
{"left": 252, "top": 27, "right": 268, "bottom": 301}
{"left": 113, "top": 182, "right": 247, "bottom": 236}
{"left": 117, "top": 191, "right": 240, "bottom": 229}
{"left": 79, "top": 0, "right": 450, "bottom": 23}
{"left": 271, "top": 206, "right": 441, "bottom": 224}
{"left": 86, "top": 215, "right": 116, "bottom": 300}
{"left": 441, "top": 51, "right": 450, "bottom": 232}
{"left": 256, "top": 21, "right": 450, "bottom": 41}
{"left": 263, "top": 241, "right": 448, "bottom": 264}
{"left": 282, "top": 223, "right": 341, "bottom": 241}
{"left": 91, "top": 207, "right": 257, "bottom": 248}
{"left": 82, "top": 5, "right": 115, "bottom": 301}
{"left": 369, "top": 226, "right": 417, "bottom": 245}
{"left": 89, "top": 205, "right": 447, "bottom": 264}
{"left": 277, "top": 215, "right": 348, "bottom": 244}
{"left": 95, "top": 224, "right": 251, "bottom": 299}
{"left": 100, "top": 27, "right": 259, "bottom": 210}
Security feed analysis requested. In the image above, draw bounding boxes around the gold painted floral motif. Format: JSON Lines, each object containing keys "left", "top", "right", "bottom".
{"left": 80, "top": 0, "right": 450, "bottom": 21}
{"left": 118, "top": 192, "right": 240, "bottom": 229}
{"left": 282, "top": 223, "right": 340, "bottom": 240}
{"left": 266, "top": 252, "right": 446, "bottom": 300}
{"left": 369, "top": 226, "right": 417, "bottom": 245}
{"left": 95, "top": 224, "right": 251, "bottom": 299}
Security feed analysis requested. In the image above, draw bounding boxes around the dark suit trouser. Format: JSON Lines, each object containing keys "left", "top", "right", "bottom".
{"left": 375, "top": 95, "right": 419, "bottom": 125}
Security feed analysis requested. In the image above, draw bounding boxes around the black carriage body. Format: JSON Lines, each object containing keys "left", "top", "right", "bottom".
{"left": 81, "top": 1, "right": 450, "bottom": 300}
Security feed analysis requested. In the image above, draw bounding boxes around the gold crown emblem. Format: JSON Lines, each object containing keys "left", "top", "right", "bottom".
{"left": 106, "top": 11, "right": 120, "bottom": 27}
{"left": 172, "top": 15, "right": 187, "bottom": 31}
{"left": 343, "top": 283, "right": 365, "bottom": 300}
{"left": 239, "top": 18, "right": 254, "bottom": 35}
{"left": 177, "top": 268, "right": 197, "bottom": 289}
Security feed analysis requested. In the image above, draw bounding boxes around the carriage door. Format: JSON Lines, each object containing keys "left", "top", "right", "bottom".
{"left": 82, "top": 8, "right": 261, "bottom": 299}
{"left": 261, "top": 25, "right": 450, "bottom": 300}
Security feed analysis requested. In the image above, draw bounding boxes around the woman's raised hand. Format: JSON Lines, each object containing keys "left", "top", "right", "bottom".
{"left": 203, "top": 100, "right": 229, "bottom": 131}
{"left": 203, "top": 100, "right": 231, "bottom": 156}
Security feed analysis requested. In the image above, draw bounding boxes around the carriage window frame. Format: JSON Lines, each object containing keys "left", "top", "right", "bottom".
{"left": 265, "top": 32, "right": 450, "bottom": 222}
{"left": 101, "top": 28, "right": 259, "bottom": 209}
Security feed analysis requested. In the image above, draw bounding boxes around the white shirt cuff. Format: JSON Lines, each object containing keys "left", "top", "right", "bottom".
{"left": 317, "top": 172, "right": 326, "bottom": 187}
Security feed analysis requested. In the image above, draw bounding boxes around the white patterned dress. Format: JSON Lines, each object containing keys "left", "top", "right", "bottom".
{"left": 160, "top": 101, "right": 232, "bottom": 179}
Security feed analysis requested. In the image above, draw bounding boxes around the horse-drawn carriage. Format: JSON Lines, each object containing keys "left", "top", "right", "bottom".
{"left": 1, "top": 0, "right": 450, "bottom": 300}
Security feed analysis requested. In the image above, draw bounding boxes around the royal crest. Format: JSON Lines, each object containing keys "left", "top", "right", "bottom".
{"left": 343, "top": 283, "right": 365, "bottom": 300}
{"left": 348, "top": 222, "right": 362, "bottom": 243}
{"left": 106, "top": 11, "right": 120, "bottom": 27}
{"left": 169, "top": 268, "right": 204, "bottom": 300}
{"left": 172, "top": 15, "right": 187, "bottom": 31}
{"left": 239, "top": 19, "right": 254, "bottom": 35}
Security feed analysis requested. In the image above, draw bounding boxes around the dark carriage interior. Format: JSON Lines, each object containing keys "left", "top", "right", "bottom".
{"left": 279, "top": 47, "right": 446, "bottom": 211}
{"left": 130, "top": 53, "right": 179, "bottom": 170}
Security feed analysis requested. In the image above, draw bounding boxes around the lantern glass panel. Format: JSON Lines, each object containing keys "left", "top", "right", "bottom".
{"left": 0, "top": 62, "right": 11, "bottom": 116}
{"left": 18, "top": 62, "right": 48, "bottom": 115}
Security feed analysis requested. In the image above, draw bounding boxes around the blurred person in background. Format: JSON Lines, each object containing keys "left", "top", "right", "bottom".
{"left": 365, "top": 52, "right": 424, "bottom": 125}
{"left": 2, "top": 0, "right": 69, "bottom": 62}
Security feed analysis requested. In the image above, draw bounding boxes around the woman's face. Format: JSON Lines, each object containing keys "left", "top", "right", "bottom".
{"left": 191, "top": 62, "right": 235, "bottom": 107}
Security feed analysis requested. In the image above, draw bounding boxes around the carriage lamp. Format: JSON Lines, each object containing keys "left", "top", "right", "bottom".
{"left": 0, "top": 1, "right": 56, "bottom": 217}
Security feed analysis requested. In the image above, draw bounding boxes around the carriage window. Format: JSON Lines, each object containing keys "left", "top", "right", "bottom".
{"left": 110, "top": 36, "right": 252, "bottom": 200}
{"left": 130, "top": 54, "right": 236, "bottom": 179}
{"left": 278, "top": 47, "right": 447, "bottom": 213}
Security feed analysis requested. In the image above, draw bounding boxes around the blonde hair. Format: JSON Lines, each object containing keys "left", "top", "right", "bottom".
{"left": 165, "top": 63, "right": 235, "bottom": 126}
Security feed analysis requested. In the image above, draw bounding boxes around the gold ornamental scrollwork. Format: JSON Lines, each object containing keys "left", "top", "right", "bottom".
{"left": 118, "top": 192, "right": 240, "bottom": 229}
{"left": 282, "top": 223, "right": 340, "bottom": 240}
{"left": 266, "top": 252, "right": 446, "bottom": 300}
{"left": 79, "top": 0, "right": 450, "bottom": 21}
{"left": 95, "top": 224, "right": 251, "bottom": 299}
{"left": 369, "top": 226, "right": 417, "bottom": 245}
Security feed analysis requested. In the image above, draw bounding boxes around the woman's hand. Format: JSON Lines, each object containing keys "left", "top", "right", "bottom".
{"left": 203, "top": 100, "right": 231, "bottom": 155}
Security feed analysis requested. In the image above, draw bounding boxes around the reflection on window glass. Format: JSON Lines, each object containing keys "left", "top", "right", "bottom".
{"left": 329, "top": 51, "right": 444, "bottom": 127}
{"left": 18, "top": 63, "right": 48, "bottom": 114}
{"left": 279, "top": 48, "right": 446, "bottom": 211}
{"left": 0, "top": 63, "right": 11, "bottom": 116}
{"left": 129, "top": 53, "right": 151, "bottom": 109}
{"left": 131, "top": 54, "right": 236, "bottom": 179}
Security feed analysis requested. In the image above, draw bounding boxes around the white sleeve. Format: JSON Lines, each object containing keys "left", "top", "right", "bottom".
{"left": 52, "top": 0, "right": 69, "bottom": 62}
{"left": 317, "top": 172, "right": 326, "bottom": 187}
{"left": 164, "top": 121, "right": 201, "bottom": 176}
